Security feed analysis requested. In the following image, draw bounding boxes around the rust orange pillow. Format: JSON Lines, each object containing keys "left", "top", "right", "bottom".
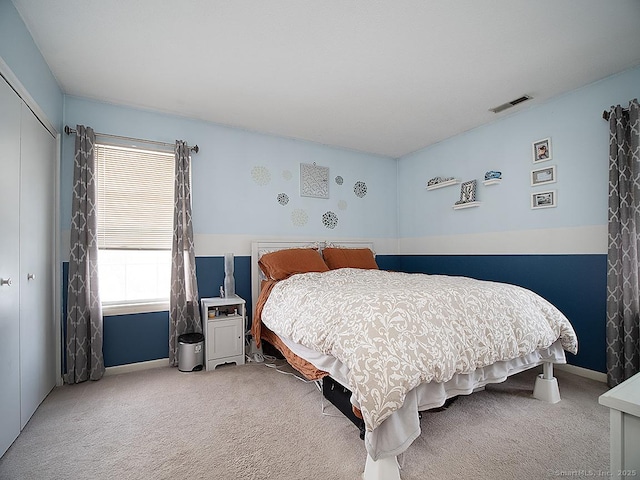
{"left": 322, "top": 247, "right": 378, "bottom": 270}
{"left": 258, "top": 248, "right": 329, "bottom": 281}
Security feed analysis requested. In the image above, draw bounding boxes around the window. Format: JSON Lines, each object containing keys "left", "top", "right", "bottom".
{"left": 95, "top": 143, "right": 174, "bottom": 314}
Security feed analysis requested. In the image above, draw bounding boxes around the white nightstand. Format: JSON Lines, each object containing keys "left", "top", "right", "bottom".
{"left": 200, "top": 296, "right": 246, "bottom": 370}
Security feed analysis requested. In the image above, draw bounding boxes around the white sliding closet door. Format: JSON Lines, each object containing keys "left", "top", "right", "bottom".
{"left": 0, "top": 77, "right": 23, "bottom": 456}
{"left": 19, "top": 102, "right": 56, "bottom": 428}
{"left": 0, "top": 73, "right": 57, "bottom": 457}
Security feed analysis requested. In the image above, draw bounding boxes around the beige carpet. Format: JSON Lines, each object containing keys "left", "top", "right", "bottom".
{"left": 0, "top": 362, "right": 610, "bottom": 480}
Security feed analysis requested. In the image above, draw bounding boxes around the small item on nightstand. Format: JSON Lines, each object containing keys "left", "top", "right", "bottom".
{"left": 208, "top": 309, "right": 216, "bottom": 319}
{"left": 224, "top": 253, "right": 236, "bottom": 297}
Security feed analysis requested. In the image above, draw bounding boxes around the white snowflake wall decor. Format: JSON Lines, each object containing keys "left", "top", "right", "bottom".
{"left": 291, "top": 209, "right": 309, "bottom": 226}
{"left": 251, "top": 165, "right": 271, "bottom": 186}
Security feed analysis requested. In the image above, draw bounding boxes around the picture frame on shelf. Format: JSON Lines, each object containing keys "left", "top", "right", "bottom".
{"left": 532, "top": 137, "right": 552, "bottom": 163}
{"left": 531, "top": 165, "right": 556, "bottom": 186}
{"left": 455, "top": 180, "right": 477, "bottom": 205}
{"left": 531, "top": 190, "right": 556, "bottom": 209}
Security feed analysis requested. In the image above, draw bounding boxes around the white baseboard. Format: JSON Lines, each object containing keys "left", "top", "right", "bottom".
{"left": 555, "top": 363, "right": 607, "bottom": 383}
{"left": 105, "top": 358, "right": 169, "bottom": 376}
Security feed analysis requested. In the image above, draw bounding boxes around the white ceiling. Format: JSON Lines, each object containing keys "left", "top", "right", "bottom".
{"left": 12, "top": 0, "right": 640, "bottom": 158}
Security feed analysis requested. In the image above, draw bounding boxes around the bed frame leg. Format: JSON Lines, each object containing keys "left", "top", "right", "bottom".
{"left": 532, "top": 362, "right": 561, "bottom": 404}
{"left": 363, "top": 454, "right": 401, "bottom": 480}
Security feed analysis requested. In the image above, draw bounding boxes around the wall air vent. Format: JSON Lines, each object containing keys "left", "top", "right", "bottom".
{"left": 489, "top": 95, "right": 532, "bottom": 113}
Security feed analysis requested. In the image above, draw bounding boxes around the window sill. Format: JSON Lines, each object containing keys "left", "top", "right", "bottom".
{"left": 102, "top": 301, "right": 169, "bottom": 316}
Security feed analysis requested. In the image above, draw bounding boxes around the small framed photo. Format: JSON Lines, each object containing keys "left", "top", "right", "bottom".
{"left": 531, "top": 165, "right": 556, "bottom": 186}
{"left": 531, "top": 190, "right": 556, "bottom": 209}
{"left": 455, "top": 179, "right": 477, "bottom": 205}
{"left": 532, "top": 137, "right": 552, "bottom": 163}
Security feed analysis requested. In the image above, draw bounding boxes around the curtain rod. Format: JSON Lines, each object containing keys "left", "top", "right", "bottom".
{"left": 602, "top": 107, "right": 629, "bottom": 121}
{"left": 63, "top": 125, "right": 199, "bottom": 153}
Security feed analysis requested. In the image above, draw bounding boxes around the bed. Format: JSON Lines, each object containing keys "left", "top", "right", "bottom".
{"left": 250, "top": 240, "right": 578, "bottom": 480}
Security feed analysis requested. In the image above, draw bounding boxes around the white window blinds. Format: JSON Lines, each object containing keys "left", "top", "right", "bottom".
{"left": 96, "top": 144, "right": 174, "bottom": 250}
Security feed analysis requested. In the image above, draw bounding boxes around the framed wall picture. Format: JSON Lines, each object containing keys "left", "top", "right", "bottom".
{"left": 455, "top": 179, "right": 477, "bottom": 205}
{"left": 300, "top": 162, "right": 329, "bottom": 199}
{"left": 531, "top": 190, "right": 556, "bottom": 209}
{"left": 531, "top": 165, "right": 556, "bottom": 186}
{"left": 532, "top": 137, "right": 552, "bottom": 163}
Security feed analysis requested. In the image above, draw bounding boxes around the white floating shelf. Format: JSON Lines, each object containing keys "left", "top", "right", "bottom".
{"left": 483, "top": 179, "right": 502, "bottom": 186}
{"left": 426, "top": 179, "right": 460, "bottom": 190}
{"left": 453, "top": 201, "right": 481, "bottom": 210}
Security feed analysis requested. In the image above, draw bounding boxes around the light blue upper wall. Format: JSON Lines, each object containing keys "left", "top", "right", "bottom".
{"left": 0, "top": 0, "right": 63, "bottom": 129}
{"left": 62, "top": 96, "right": 397, "bottom": 242}
{"left": 397, "top": 66, "right": 640, "bottom": 240}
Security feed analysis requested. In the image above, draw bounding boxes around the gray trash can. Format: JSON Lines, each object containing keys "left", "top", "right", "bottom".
{"left": 178, "top": 333, "right": 204, "bottom": 372}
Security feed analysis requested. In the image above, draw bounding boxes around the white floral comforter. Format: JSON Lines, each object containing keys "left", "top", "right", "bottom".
{"left": 260, "top": 268, "right": 578, "bottom": 432}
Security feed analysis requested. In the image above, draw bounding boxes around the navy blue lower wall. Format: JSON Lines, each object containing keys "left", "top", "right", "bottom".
{"left": 103, "top": 311, "right": 169, "bottom": 367}
{"left": 62, "top": 253, "right": 605, "bottom": 372}
{"left": 195, "top": 255, "right": 252, "bottom": 308}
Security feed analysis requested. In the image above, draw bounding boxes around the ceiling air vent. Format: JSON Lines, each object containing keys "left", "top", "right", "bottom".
{"left": 489, "top": 95, "right": 532, "bottom": 113}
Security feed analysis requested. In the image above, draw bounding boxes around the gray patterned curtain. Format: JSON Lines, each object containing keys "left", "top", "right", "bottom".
{"left": 65, "top": 125, "right": 104, "bottom": 384}
{"left": 606, "top": 99, "right": 640, "bottom": 387}
{"left": 169, "top": 141, "right": 202, "bottom": 366}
